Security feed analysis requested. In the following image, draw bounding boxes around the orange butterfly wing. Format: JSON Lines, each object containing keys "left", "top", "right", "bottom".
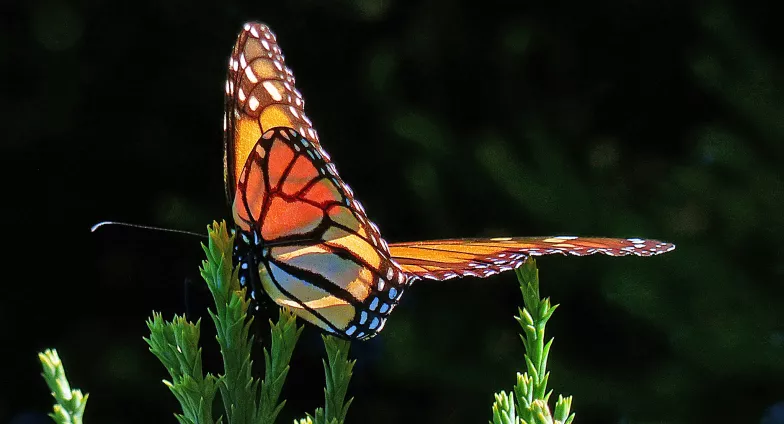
{"left": 389, "top": 237, "right": 675, "bottom": 280}
{"left": 223, "top": 22, "right": 676, "bottom": 340}
{"left": 224, "top": 23, "right": 407, "bottom": 340}
{"left": 224, "top": 22, "right": 320, "bottom": 206}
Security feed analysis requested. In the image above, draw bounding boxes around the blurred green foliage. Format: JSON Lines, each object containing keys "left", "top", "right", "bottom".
{"left": 6, "top": 0, "right": 783, "bottom": 423}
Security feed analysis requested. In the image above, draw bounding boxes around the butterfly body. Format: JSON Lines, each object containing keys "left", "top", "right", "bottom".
{"left": 224, "top": 23, "right": 674, "bottom": 340}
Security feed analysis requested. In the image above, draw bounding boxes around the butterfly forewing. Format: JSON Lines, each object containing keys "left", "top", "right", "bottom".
{"left": 388, "top": 236, "right": 676, "bottom": 280}
{"left": 224, "top": 22, "right": 320, "bottom": 204}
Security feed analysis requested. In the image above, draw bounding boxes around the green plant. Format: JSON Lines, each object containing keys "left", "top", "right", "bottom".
{"left": 491, "top": 259, "right": 576, "bottom": 424}
{"left": 38, "top": 349, "right": 88, "bottom": 424}
{"left": 143, "top": 221, "right": 354, "bottom": 424}
{"left": 37, "top": 221, "right": 575, "bottom": 424}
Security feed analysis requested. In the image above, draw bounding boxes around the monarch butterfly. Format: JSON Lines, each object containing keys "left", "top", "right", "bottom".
{"left": 224, "top": 22, "right": 675, "bottom": 341}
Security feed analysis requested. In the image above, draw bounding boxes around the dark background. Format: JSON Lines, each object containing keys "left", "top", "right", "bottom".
{"left": 4, "top": 0, "right": 783, "bottom": 423}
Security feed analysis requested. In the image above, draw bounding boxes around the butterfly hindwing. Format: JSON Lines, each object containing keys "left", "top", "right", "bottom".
{"left": 234, "top": 128, "right": 409, "bottom": 339}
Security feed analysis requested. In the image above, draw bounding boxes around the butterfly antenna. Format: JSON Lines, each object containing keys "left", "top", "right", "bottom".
{"left": 90, "top": 221, "right": 207, "bottom": 238}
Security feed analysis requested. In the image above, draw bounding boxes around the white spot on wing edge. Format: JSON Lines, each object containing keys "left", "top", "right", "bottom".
{"left": 263, "top": 81, "right": 283, "bottom": 101}
{"left": 248, "top": 96, "right": 260, "bottom": 111}
{"left": 244, "top": 66, "right": 258, "bottom": 83}
{"left": 543, "top": 236, "right": 578, "bottom": 243}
